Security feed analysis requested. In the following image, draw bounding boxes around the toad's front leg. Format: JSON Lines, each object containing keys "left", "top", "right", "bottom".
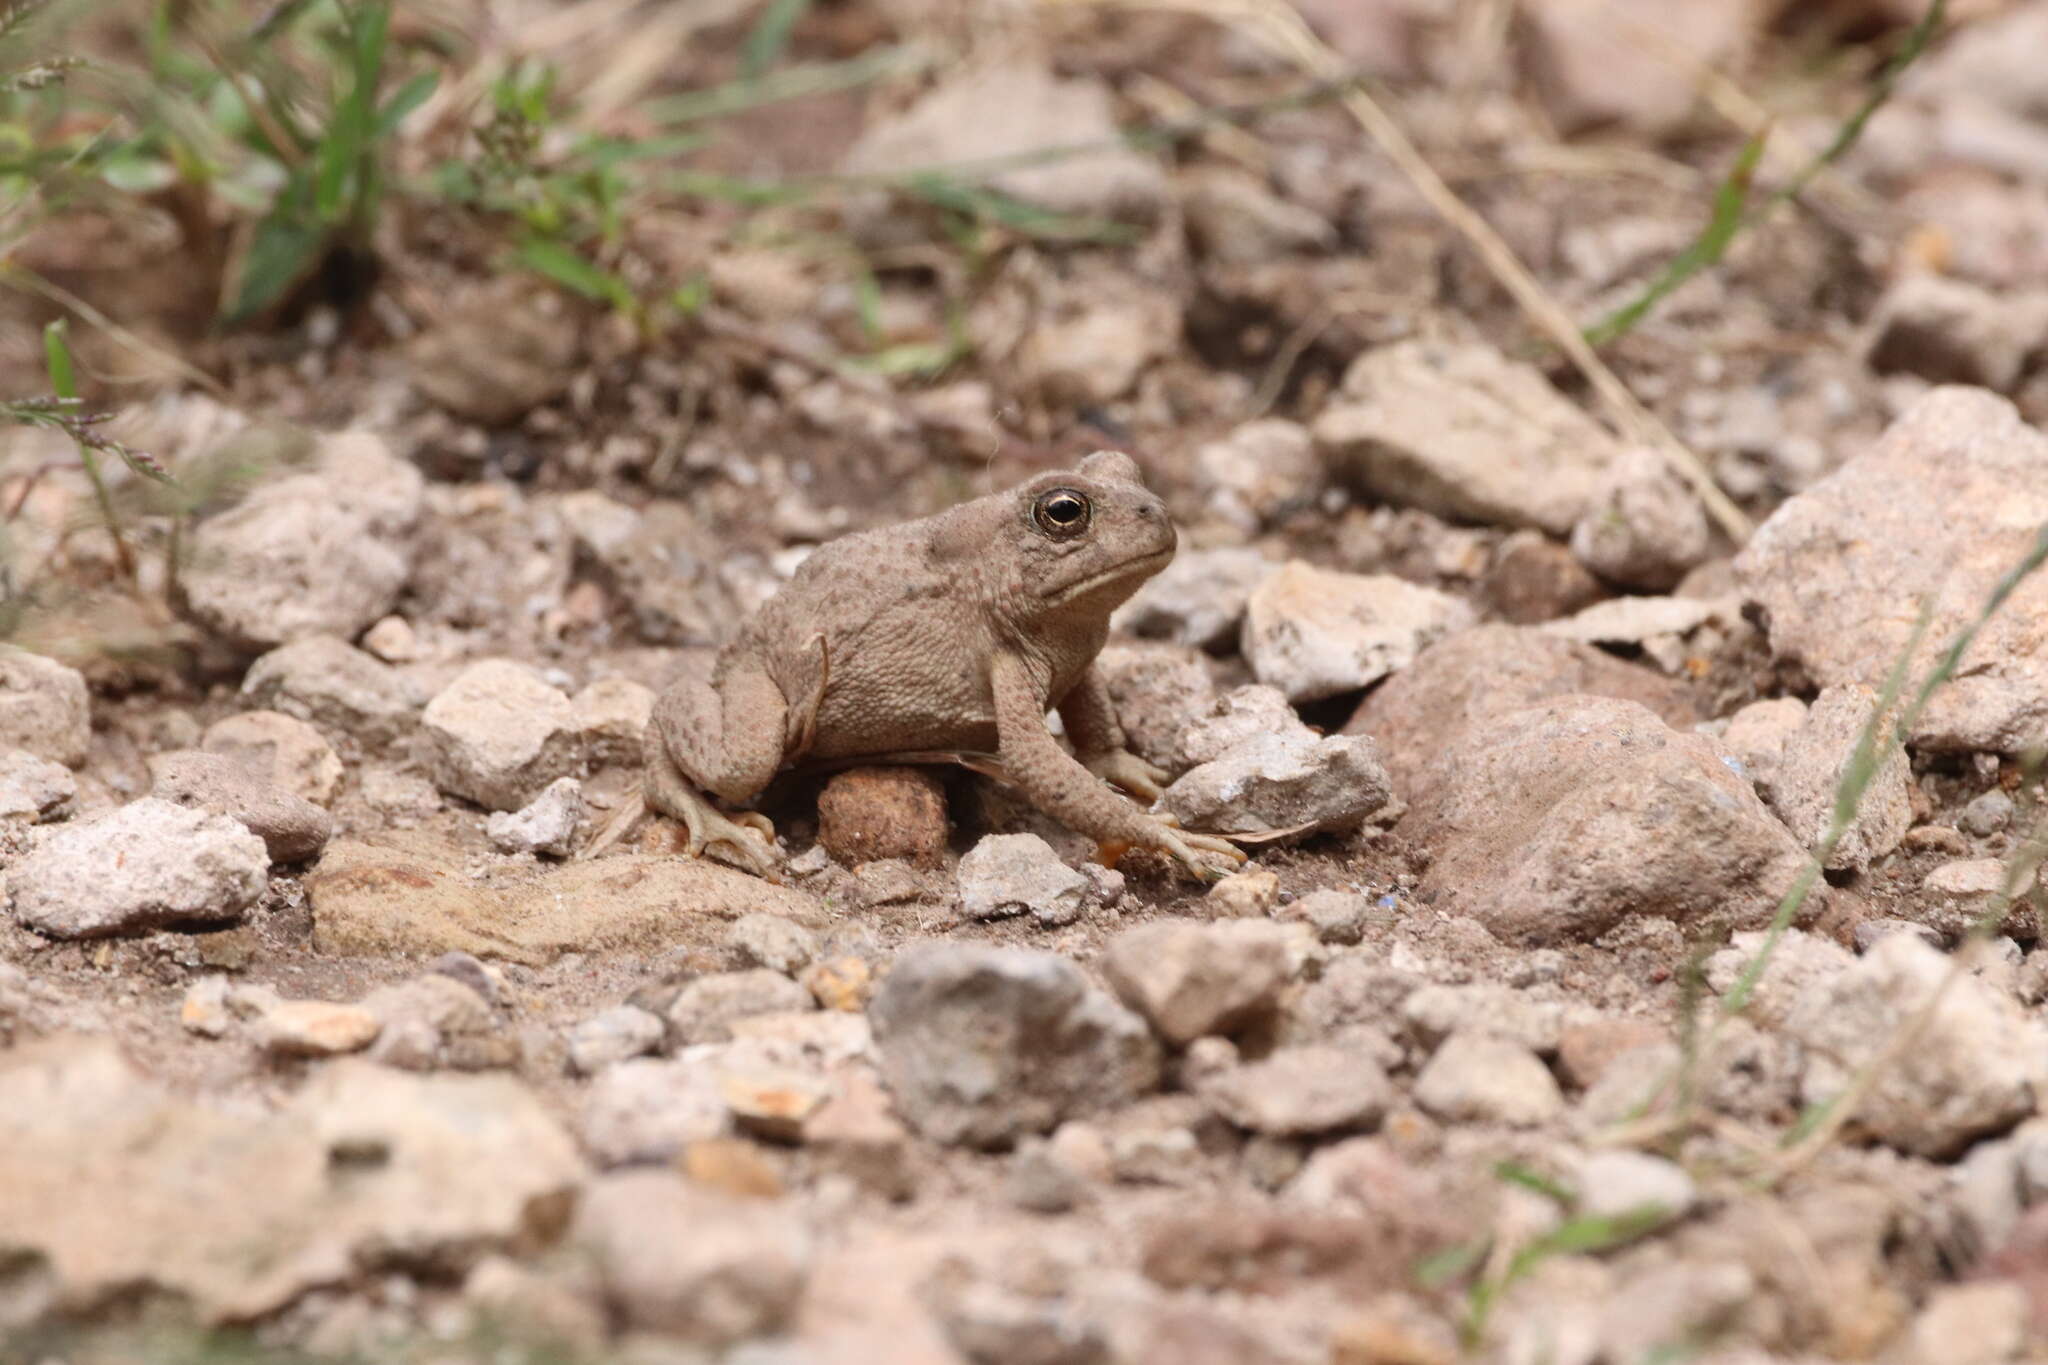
{"left": 992, "top": 653, "right": 1243, "bottom": 880}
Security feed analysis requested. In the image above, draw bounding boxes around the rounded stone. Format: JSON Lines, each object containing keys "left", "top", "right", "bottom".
{"left": 815, "top": 766, "right": 948, "bottom": 867}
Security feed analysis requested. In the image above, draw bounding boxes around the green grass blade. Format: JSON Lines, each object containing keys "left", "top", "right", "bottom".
{"left": 514, "top": 236, "right": 633, "bottom": 311}
{"left": 314, "top": 0, "right": 389, "bottom": 224}
{"left": 42, "top": 317, "right": 74, "bottom": 398}
{"left": 644, "top": 45, "right": 925, "bottom": 126}
{"left": 227, "top": 180, "right": 325, "bottom": 321}
{"left": 1584, "top": 0, "right": 1946, "bottom": 350}
{"left": 373, "top": 69, "right": 438, "bottom": 139}
{"left": 740, "top": 0, "right": 810, "bottom": 78}
{"left": 1583, "top": 129, "right": 1766, "bottom": 349}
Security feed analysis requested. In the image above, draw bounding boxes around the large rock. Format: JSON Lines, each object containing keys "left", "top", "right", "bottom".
{"left": 241, "top": 636, "right": 419, "bottom": 749}
{"left": 0, "top": 647, "right": 89, "bottom": 767}
{"left": 306, "top": 835, "right": 822, "bottom": 965}
{"left": 1734, "top": 388, "right": 2048, "bottom": 753}
{"left": 421, "top": 660, "right": 584, "bottom": 811}
{"left": 0, "top": 1037, "right": 582, "bottom": 1325}
{"left": 179, "top": 431, "right": 424, "bottom": 650}
{"left": 1345, "top": 624, "right": 1700, "bottom": 813}
{"left": 870, "top": 944, "right": 1162, "bottom": 1148}
{"left": 1241, "top": 560, "right": 1474, "bottom": 703}
{"left": 575, "top": 1171, "right": 808, "bottom": 1344}
{"left": 9, "top": 798, "right": 269, "bottom": 939}
{"left": 1787, "top": 934, "right": 2043, "bottom": 1158}
{"left": 840, "top": 59, "right": 1166, "bottom": 234}
{"left": 148, "top": 749, "right": 333, "bottom": 863}
{"left": 1103, "top": 921, "right": 1291, "bottom": 1046}
{"left": 1197, "top": 1044, "right": 1392, "bottom": 1136}
{"left": 1312, "top": 338, "right": 1621, "bottom": 535}
{"left": 1401, "top": 696, "right": 1808, "bottom": 944}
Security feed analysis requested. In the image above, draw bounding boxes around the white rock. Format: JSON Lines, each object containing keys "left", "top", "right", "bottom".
{"left": 1786, "top": 932, "right": 2043, "bottom": 1157}
{"left": 1902, "top": 1281, "right": 2029, "bottom": 1365}
{"left": 1189, "top": 418, "right": 1323, "bottom": 531}
{"left": 956, "top": 832, "right": 1091, "bottom": 927}
{"left": 1312, "top": 338, "right": 1620, "bottom": 535}
{"left": 665, "top": 970, "right": 814, "bottom": 1046}
{"left": 485, "top": 777, "right": 585, "bottom": 857}
{"left": 0, "top": 647, "right": 89, "bottom": 767}
{"left": 1413, "top": 1031, "right": 1564, "bottom": 1126}
{"left": 727, "top": 913, "right": 819, "bottom": 975}
{"left": 567, "top": 1005, "right": 667, "bottom": 1076}
{"left": 571, "top": 677, "right": 656, "bottom": 766}
{"left": 1180, "top": 685, "right": 1309, "bottom": 767}
{"left": 179, "top": 430, "right": 424, "bottom": 649}
{"left": 1241, "top": 560, "right": 1475, "bottom": 703}
{"left": 1718, "top": 696, "right": 1808, "bottom": 791}
{"left": 1160, "top": 727, "right": 1394, "bottom": 839}
{"left": 579, "top": 1056, "right": 731, "bottom": 1165}
{"left": 0, "top": 747, "right": 76, "bottom": 822}
{"left": 1569, "top": 1149, "right": 1698, "bottom": 1225}
{"left": 840, "top": 58, "right": 1166, "bottom": 233}
{"left": 9, "top": 798, "right": 268, "bottom": 939}
{"left": 574, "top": 1170, "right": 808, "bottom": 1344}
{"left": 422, "top": 661, "right": 583, "bottom": 811}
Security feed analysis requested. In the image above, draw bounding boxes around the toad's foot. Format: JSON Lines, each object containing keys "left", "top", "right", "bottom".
{"left": 1098, "top": 820, "right": 1246, "bottom": 882}
{"left": 676, "top": 798, "right": 782, "bottom": 879}
{"left": 1084, "top": 749, "right": 1171, "bottom": 803}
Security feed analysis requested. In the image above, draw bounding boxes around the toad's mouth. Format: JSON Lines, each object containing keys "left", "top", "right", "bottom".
{"left": 1043, "top": 547, "right": 1174, "bottom": 603}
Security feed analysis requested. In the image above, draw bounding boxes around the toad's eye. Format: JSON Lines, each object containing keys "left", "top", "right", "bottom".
{"left": 1033, "top": 488, "right": 1091, "bottom": 537}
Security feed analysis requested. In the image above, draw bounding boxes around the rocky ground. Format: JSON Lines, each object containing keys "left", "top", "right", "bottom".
{"left": 9, "top": 0, "right": 2048, "bottom": 1361}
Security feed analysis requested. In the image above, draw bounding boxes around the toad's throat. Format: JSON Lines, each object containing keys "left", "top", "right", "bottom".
{"left": 1043, "top": 547, "right": 1174, "bottom": 603}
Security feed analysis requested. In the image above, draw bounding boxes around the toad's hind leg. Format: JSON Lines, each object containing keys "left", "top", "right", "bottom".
{"left": 646, "top": 661, "right": 789, "bottom": 875}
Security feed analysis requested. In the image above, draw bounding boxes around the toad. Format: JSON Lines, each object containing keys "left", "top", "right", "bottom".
{"left": 590, "top": 451, "right": 1243, "bottom": 879}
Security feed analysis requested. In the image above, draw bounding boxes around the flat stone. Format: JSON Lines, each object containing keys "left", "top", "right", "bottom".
{"left": 307, "top": 835, "right": 821, "bottom": 966}
{"left": 1313, "top": 337, "right": 1619, "bottom": 535}
{"left": 1197, "top": 1044, "right": 1393, "bottom": 1136}
{"left": 0, "top": 1037, "right": 582, "bottom": 1325}
{"left": 256, "top": 999, "right": 383, "bottom": 1057}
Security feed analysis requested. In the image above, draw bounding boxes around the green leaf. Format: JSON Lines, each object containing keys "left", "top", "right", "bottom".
{"left": 373, "top": 70, "right": 439, "bottom": 139}
{"left": 42, "top": 320, "right": 75, "bottom": 399}
{"left": 741, "top": 0, "right": 811, "bottom": 78}
{"left": 314, "top": 0, "right": 391, "bottom": 224}
{"left": 100, "top": 151, "right": 177, "bottom": 193}
{"left": 227, "top": 204, "right": 326, "bottom": 322}
{"left": 1493, "top": 1160, "right": 1574, "bottom": 1206}
{"left": 515, "top": 237, "right": 634, "bottom": 311}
